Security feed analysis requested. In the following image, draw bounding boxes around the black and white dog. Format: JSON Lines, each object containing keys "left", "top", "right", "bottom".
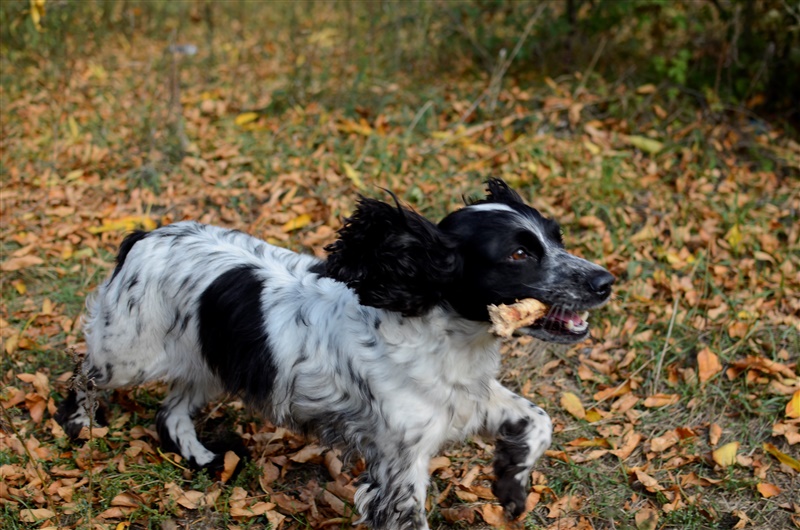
{"left": 56, "top": 179, "right": 613, "bottom": 529}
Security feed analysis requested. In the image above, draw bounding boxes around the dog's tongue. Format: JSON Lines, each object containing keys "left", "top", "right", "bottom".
{"left": 545, "top": 308, "right": 589, "bottom": 332}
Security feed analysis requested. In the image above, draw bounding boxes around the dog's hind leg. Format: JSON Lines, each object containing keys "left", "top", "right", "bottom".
{"left": 482, "top": 380, "right": 553, "bottom": 519}
{"left": 155, "top": 379, "right": 223, "bottom": 469}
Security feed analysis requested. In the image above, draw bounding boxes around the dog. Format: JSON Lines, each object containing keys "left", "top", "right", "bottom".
{"left": 56, "top": 179, "right": 614, "bottom": 529}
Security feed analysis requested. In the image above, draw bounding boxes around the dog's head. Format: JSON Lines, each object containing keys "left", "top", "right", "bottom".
{"left": 323, "top": 179, "right": 614, "bottom": 343}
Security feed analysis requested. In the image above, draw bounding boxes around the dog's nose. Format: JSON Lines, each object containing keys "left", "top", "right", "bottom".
{"left": 588, "top": 270, "right": 615, "bottom": 295}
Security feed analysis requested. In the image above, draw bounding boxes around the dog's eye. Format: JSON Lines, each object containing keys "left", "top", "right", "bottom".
{"left": 510, "top": 248, "right": 529, "bottom": 261}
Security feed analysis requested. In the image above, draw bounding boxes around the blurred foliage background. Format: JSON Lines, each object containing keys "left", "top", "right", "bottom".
{"left": 2, "top": 0, "right": 799, "bottom": 132}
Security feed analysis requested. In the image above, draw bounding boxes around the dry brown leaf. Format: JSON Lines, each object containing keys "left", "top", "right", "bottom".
{"left": 441, "top": 505, "right": 476, "bottom": 524}
{"left": 709, "top": 423, "right": 723, "bottom": 446}
{"left": 290, "top": 443, "right": 325, "bottom": 463}
{"left": 611, "top": 430, "right": 643, "bottom": 460}
{"left": 634, "top": 469, "right": 663, "bottom": 492}
{"left": 697, "top": 348, "right": 723, "bottom": 383}
{"left": 481, "top": 503, "right": 506, "bottom": 527}
{"left": 270, "top": 491, "right": 310, "bottom": 514}
{"left": 643, "top": 393, "right": 680, "bottom": 408}
{"left": 756, "top": 482, "right": 781, "bottom": 498}
{"left": 634, "top": 506, "right": 659, "bottom": 530}
{"left": 1, "top": 255, "right": 44, "bottom": 271}
{"left": 220, "top": 451, "right": 240, "bottom": 484}
{"left": 19, "top": 508, "right": 55, "bottom": 523}
{"left": 650, "top": 429, "right": 680, "bottom": 452}
{"left": 428, "top": 455, "right": 451, "bottom": 474}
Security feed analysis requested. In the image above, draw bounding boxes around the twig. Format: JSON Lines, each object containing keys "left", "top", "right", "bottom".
{"left": 651, "top": 295, "right": 681, "bottom": 395}
{"left": 404, "top": 100, "right": 434, "bottom": 144}
{"left": 575, "top": 36, "right": 607, "bottom": 96}
{"left": 488, "top": 4, "right": 547, "bottom": 112}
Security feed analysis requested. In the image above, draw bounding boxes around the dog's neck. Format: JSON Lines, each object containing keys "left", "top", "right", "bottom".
{"left": 376, "top": 306, "right": 500, "bottom": 388}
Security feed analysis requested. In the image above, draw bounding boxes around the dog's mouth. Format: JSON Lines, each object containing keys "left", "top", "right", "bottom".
{"left": 519, "top": 306, "right": 590, "bottom": 342}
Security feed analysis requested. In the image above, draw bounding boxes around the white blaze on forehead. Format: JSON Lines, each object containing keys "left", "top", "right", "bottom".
{"left": 466, "top": 202, "right": 559, "bottom": 251}
{"left": 465, "top": 203, "right": 516, "bottom": 213}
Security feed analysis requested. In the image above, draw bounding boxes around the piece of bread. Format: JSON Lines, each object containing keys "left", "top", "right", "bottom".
{"left": 488, "top": 298, "right": 549, "bottom": 338}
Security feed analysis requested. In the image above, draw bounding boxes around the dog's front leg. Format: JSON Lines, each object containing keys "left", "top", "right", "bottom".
{"left": 482, "top": 380, "right": 553, "bottom": 519}
{"left": 354, "top": 447, "right": 431, "bottom": 530}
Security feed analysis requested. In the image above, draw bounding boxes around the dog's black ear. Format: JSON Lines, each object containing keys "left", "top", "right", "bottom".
{"left": 323, "top": 197, "right": 461, "bottom": 316}
{"left": 484, "top": 178, "right": 524, "bottom": 204}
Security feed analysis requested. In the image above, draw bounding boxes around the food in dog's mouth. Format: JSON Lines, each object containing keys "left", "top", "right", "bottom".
{"left": 489, "top": 298, "right": 589, "bottom": 338}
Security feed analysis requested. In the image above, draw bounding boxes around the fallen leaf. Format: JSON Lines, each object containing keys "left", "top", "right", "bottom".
{"left": 560, "top": 392, "right": 586, "bottom": 420}
{"left": 650, "top": 429, "right": 680, "bottom": 452}
{"left": 635, "top": 506, "right": 659, "bottom": 530}
{"left": 625, "top": 134, "right": 664, "bottom": 154}
{"left": 342, "top": 162, "right": 365, "bottom": 190}
{"left": 1, "top": 255, "right": 44, "bottom": 271}
{"left": 481, "top": 504, "right": 506, "bottom": 527}
{"left": 786, "top": 389, "right": 800, "bottom": 419}
{"left": 763, "top": 442, "right": 800, "bottom": 471}
{"left": 634, "top": 469, "right": 663, "bottom": 492}
{"left": 235, "top": 112, "right": 259, "bottom": 126}
{"left": 756, "top": 482, "right": 781, "bottom": 498}
{"left": 712, "top": 441, "right": 739, "bottom": 468}
{"left": 20, "top": 508, "right": 55, "bottom": 523}
{"left": 709, "top": 423, "right": 722, "bottom": 446}
{"left": 281, "top": 214, "right": 312, "bottom": 232}
{"left": 220, "top": 451, "right": 240, "bottom": 484}
{"left": 697, "top": 348, "right": 723, "bottom": 384}
{"left": 643, "top": 394, "right": 680, "bottom": 408}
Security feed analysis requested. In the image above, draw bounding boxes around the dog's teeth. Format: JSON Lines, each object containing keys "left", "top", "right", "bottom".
{"left": 565, "top": 320, "right": 575, "bottom": 331}
{"left": 579, "top": 311, "right": 589, "bottom": 321}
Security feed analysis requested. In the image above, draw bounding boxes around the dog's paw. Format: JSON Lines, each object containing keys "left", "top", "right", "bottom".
{"left": 191, "top": 436, "right": 250, "bottom": 479}
{"left": 492, "top": 477, "right": 528, "bottom": 519}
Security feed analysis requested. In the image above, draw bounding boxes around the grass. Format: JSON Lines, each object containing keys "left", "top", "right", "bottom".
{"left": 2, "top": 2, "right": 799, "bottom": 530}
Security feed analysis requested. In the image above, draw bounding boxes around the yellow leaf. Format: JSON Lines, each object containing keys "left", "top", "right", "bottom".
{"left": 116, "top": 523, "right": 131, "bottom": 530}
{"left": 65, "top": 169, "right": 83, "bottom": 181}
{"left": 785, "top": 389, "right": 800, "bottom": 419}
{"left": 234, "top": 112, "right": 259, "bottom": 126}
{"left": 763, "top": 442, "right": 800, "bottom": 471}
{"left": 281, "top": 214, "right": 312, "bottom": 233}
{"left": 337, "top": 118, "right": 373, "bottom": 137}
{"left": 87, "top": 216, "right": 157, "bottom": 234}
{"left": 625, "top": 134, "right": 663, "bottom": 154}
{"left": 29, "top": 0, "right": 46, "bottom": 32}
{"left": 584, "top": 409, "right": 604, "bottom": 423}
{"left": 712, "top": 441, "right": 739, "bottom": 468}
{"left": 756, "top": 482, "right": 781, "bottom": 498}
{"left": 12, "top": 279, "right": 26, "bottom": 294}
{"left": 630, "top": 224, "right": 658, "bottom": 243}
{"left": 583, "top": 140, "right": 601, "bottom": 155}
{"left": 41, "top": 298, "right": 53, "bottom": 315}
{"left": 68, "top": 115, "right": 80, "bottom": 139}
{"left": 342, "top": 162, "right": 365, "bottom": 190}
{"left": 560, "top": 392, "right": 586, "bottom": 420}
{"left": 725, "top": 224, "right": 742, "bottom": 250}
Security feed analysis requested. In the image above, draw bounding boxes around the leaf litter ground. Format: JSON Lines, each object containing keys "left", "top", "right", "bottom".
{"left": 1, "top": 7, "right": 799, "bottom": 530}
